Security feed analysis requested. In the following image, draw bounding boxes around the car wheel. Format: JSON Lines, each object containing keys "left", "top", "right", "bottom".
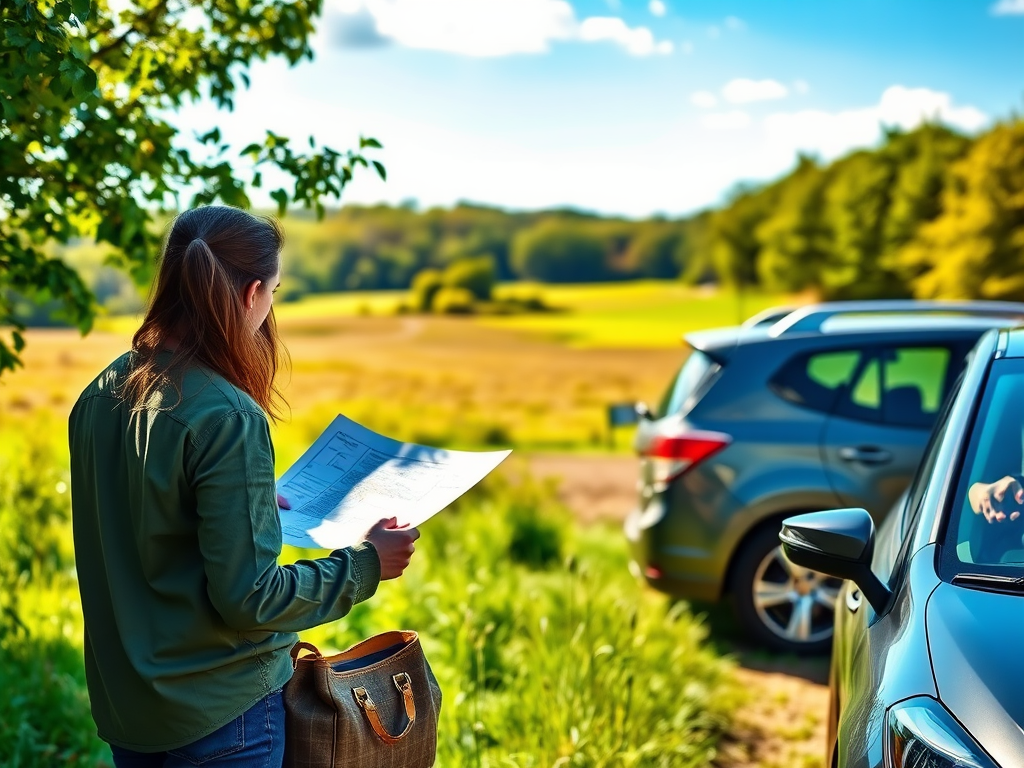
{"left": 732, "top": 525, "right": 842, "bottom": 654}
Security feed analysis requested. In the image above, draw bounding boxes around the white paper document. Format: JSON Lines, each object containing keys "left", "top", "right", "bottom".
{"left": 277, "top": 415, "right": 511, "bottom": 549}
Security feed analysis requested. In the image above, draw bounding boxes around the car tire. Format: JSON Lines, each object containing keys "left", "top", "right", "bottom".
{"left": 732, "top": 524, "right": 841, "bottom": 655}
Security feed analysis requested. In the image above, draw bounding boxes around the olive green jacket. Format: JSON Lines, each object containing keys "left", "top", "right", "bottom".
{"left": 69, "top": 352, "right": 380, "bottom": 751}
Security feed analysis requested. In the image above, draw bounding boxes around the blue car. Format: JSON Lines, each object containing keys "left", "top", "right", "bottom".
{"left": 782, "top": 326, "right": 1024, "bottom": 767}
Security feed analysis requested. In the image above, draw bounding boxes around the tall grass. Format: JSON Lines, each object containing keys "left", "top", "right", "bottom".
{"left": 0, "top": 427, "right": 739, "bottom": 768}
{"left": 294, "top": 475, "right": 740, "bottom": 767}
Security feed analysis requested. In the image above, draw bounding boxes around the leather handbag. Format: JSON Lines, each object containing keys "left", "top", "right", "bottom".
{"left": 283, "top": 631, "right": 442, "bottom": 768}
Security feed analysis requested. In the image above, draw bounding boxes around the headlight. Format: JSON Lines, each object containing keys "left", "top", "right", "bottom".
{"left": 886, "top": 697, "right": 997, "bottom": 768}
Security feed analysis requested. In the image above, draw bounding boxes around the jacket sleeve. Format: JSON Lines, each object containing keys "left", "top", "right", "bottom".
{"left": 188, "top": 409, "right": 381, "bottom": 632}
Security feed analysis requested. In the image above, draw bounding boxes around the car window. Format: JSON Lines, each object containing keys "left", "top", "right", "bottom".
{"left": 657, "top": 350, "right": 719, "bottom": 417}
{"left": 770, "top": 349, "right": 863, "bottom": 413}
{"left": 945, "top": 359, "right": 1024, "bottom": 573}
{"left": 834, "top": 345, "right": 953, "bottom": 428}
{"left": 874, "top": 377, "right": 962, "bottom": 585}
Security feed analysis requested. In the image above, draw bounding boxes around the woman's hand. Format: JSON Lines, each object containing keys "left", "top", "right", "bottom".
{"left": 969, "top": 476, "right": 1023, "bottom": 523}
{"left": 366, "top": 517, "right": 420, "bottom": 580}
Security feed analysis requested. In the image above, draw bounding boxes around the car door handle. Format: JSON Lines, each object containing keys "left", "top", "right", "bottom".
{"left": 839, "top": 446, "right": 893, "bottom": 465}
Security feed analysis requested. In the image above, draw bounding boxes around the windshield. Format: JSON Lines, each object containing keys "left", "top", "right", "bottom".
{"left": 946, "top": 358, "right": 1024, "bottom": 574}
{"left": 657, "top": 350, "right": 718, "bottom": 417}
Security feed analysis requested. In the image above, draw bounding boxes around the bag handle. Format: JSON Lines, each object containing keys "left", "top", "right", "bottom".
{"left": 352, "top": 673, "right": 417, "bottom": 744}
{"left": 291, "top": 641, "right": 324, "bottom": 667}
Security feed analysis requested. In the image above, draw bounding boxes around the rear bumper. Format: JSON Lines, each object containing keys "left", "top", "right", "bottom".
{"left": 624, "top": 502, "right": 725, "bottom": 603}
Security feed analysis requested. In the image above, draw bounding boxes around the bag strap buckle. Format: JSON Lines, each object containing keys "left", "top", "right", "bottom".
{"left": 351, "top": 673, "right": 418, "bottom": 744}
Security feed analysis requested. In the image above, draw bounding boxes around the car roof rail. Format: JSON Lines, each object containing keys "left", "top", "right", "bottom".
{"left": 767, "top": 300, "right": 1024, "bottom": 336}
{"left": 741, "top": 306, "right": 796, "bottom": 328}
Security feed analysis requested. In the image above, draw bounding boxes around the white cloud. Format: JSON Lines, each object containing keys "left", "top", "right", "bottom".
{"left": 724, "top": 16, "right": 745, "bottom": 30}
{"left": 793, "top": 79, "right": 810, "bottom": 95}
{"left": 325, "top": 0, "right": 673, "bottom": 57}
{"left": 763, "top": 85, "right": 988, "bottom": 160}
{"left": 992, "top": 0, "right": 1024, "bottom": 14}
{"left": 690, "top": 90, "right": 718, "bottom": 109}
{"left": 579, "top": 17, "right": 673, "bottom": 56}
{"left": 649, "top": 0, "right": 667, "bottom": 16}
{"left": 722, "top": 78, "right": 788, "bottom": 104}
{"left": 702, "top": 110, "right": 751, "bottom": 130}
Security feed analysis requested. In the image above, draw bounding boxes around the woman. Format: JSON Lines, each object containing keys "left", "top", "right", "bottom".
{"left": 69, "top": 205, "right": 419, "bottom": 766}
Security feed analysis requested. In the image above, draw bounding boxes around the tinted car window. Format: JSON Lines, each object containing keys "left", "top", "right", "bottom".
{"left": 946, "top": 359, "right": 1024, "bottom": 571}
{"left": 770, "top": 349, "right": 862, "bottom": 413}
{"left": 834, "top": 345, "right": 952, "bottom": 428}
{"left": 658, "top": 350, "right": 718, "bottom": 417}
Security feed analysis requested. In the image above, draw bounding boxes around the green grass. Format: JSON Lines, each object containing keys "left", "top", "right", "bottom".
{"left": 92, "top": 282, "right": 796, "bottom": 351}
{"left": 485, "top": 282, "right": 793, "bottom": 348}
{"left": 0, "top": 427, "right": 741, "bottom": 768}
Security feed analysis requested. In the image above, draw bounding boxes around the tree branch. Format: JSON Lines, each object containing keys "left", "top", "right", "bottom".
{"left": 89, "top": 0, "right": 171, "bottom": 63}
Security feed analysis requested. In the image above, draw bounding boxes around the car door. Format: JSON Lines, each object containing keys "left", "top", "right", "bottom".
{"left": 821, "top": 343, "right": 960, "bottom": 520}
{"left": 831, "top": 379, "right": 963, "bottom": 767}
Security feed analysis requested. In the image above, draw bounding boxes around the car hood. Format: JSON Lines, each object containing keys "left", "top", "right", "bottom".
{"left": 927, "top": 582, "right": 1024, "bottom": 766}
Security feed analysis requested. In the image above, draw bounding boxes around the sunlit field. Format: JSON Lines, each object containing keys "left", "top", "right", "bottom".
{"left": 0, "top": 282, "right": 793, "bottom": 766}
{"left": 3, "top": 283, "right": 794, "bottom": 461}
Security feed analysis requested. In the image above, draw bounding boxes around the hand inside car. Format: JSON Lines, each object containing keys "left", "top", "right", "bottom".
{"left": 968, "top": 476, "right": 1023, "bottom": 523}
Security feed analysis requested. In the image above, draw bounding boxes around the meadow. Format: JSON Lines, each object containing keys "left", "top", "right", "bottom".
{"left": 0, "top": 282, "right": 794, "bottom": 767}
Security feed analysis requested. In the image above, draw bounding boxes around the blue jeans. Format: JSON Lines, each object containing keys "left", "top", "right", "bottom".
{"left": 110, "top": 690, "right": 285, "bottom": 768}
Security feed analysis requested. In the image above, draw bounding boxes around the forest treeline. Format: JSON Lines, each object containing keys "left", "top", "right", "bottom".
{"left": 51, "top": 117, "right": 1024, "bottom": 318}
{"left": 268, "top": 117, "right": 1024, "bottom": 303}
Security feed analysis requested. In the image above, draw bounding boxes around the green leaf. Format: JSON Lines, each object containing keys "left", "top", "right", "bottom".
{"left": 252, "top": 171, "right": 262, "bottom": 188}
{"left": 360, "top": 137, "right": 383, "bottom": 149}
{"left": 373, "top": 160, "right": 386, "bottom": 181}
{"left": 71, "top": 0, "right": 91, "bottom": 21}
{"left": 270, "top": 189, "right": 288, "bottom": 215}
{"left": 240, "top": 142, "right": 262, "bottom": 156}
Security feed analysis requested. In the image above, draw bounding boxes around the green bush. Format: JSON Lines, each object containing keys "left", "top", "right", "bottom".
{"left": 410, "top": 268, "right": 444, "bottom": 312}
{"left": 442, "top": 256, "right": 497, "bottom": 300}
{"left": 433, "top": 286, "right": 476, "bottom": 315}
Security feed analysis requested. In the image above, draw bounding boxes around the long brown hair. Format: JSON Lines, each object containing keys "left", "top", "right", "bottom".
{"left": 124, "top": 206, "right": 287, "bottom": 420}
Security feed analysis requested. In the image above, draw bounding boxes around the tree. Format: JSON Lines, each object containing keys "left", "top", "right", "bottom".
{"left": 624, "top": 225, "right": 684, "bottom": 279}
{"left": 755, "top": 156, "right": 834, "bottom": 293}
{"left": 1, "top": 0, "right": 385, "bottom": 374}
{"left": 900, "top": 120, "right": 1024, "bottom": 299}
{"left": 511, "top": 220, "right": 608, "bottom": 283}
{"left": 707, "top": 183, "right": 779, "bottom": 287}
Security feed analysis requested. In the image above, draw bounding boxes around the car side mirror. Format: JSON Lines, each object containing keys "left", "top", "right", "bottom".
{"left": 779, "top": 508, "right": 892, "bottom": 613}
{"left": 633, "top": 402, "right": 655, "bottom": 421}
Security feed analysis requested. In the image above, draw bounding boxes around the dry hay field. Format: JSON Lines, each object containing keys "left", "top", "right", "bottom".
{"left": 0, "top": 283, "right": 790, "bottom": 519}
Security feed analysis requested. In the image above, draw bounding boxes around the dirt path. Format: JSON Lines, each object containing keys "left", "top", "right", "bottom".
{"left": 522, "top": 452, "right": 830, "bottom": 768}
{"left": 717, "top": 663, "right": 828, "bottom": 768}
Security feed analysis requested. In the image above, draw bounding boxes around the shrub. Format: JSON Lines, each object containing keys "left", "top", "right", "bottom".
{"left": 410, "top": 268, "right": 444, "bottom": 312}
{"left": 442, "top": 256, "right": 496, "bottom": 300}
{"left": 432, "top": 286, "right": 476, "bottom": 315}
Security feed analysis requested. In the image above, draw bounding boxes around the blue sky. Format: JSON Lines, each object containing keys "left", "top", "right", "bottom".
{"left": 178, "top": 0, "right": 1024, "bottom": 218}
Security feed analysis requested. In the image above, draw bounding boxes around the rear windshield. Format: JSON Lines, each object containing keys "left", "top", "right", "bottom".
{"left": 657, "top": 350, "right": 719, "bottom": 417}
{"left": 945, "top": 358, "right": 1024, "bottom": 574}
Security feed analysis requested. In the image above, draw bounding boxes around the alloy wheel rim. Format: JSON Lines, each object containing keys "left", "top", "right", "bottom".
{"left": 752, "top": 544, "right": 842, "bottom": 644}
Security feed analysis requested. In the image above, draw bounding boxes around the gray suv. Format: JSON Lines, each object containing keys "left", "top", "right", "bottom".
{"left": 624, "top": 301, "right": 1024, "bottom": 653}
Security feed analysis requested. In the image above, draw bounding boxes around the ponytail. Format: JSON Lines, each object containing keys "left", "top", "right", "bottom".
{"left": 124, "top": 207, "right": 286, "bottom": 420}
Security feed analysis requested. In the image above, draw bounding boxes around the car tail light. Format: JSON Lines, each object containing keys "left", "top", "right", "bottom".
{"left": 644, "top": 431, "right": 731, "bottom": 485}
